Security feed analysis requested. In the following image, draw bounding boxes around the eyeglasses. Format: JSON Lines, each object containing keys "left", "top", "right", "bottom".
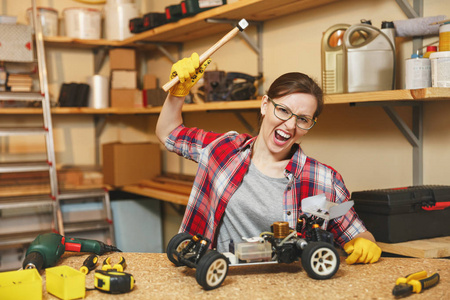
{"left": 267, "top": 96, "right": 316, "bottom": 130}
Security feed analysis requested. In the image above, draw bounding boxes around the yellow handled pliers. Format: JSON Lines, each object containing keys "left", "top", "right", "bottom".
{"left": 392, "top": 271, "right": 440, "bottom": 297}
{"left": 102, "top": 256, "right": 127, "bottom": 272}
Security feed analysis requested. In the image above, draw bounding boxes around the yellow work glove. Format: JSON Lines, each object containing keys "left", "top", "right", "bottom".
{"left": 344, "top": 237, "right": 381, "bottom": 265}
{"left": 169, "top": 52, "right": 211, "bottom": 97}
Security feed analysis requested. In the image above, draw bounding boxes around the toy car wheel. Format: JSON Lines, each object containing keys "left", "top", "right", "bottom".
{"left": 166, "top": 232, "right": 193, "bottom": 266}
{"left": 196, "top": 250, "right": 229, "bottom": 290}
{"left": 301, "top": 242, "right": 340, "bottom": 280}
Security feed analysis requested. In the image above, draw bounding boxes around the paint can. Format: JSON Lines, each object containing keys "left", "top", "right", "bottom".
{"left": 439, "top": 23, "right": 450, "bottom": 51}
{"left": 405, "top": 54, "right": 431, "bottom": 89}
{"left": 26, "top": 7, "right": 59, "bottom": 36}
{"left": 63, "top": 7, "right": 102, "bottom": 39}
{"left": 104, "top": 2, "right": 138, "bottom": 40}
{"left": 429, "top": 51, "right": 450, "bottom": 87}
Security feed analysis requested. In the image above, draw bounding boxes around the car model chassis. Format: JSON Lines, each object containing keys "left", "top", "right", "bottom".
{"left": 167, "top": 213, "right": 341, "bottom": 290}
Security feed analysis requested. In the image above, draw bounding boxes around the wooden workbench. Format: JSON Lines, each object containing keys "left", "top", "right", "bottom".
{"left": 39, "top": 252, "right": 449, "bottom": 299}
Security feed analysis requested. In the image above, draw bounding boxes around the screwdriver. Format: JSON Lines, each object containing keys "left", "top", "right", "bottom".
{"left": 80, "top": 254, "right": 99, "bottom": 275}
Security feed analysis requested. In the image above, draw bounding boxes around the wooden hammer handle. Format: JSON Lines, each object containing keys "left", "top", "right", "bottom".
{"left": 162, "top": 26, "right": 241, "bottom": 92}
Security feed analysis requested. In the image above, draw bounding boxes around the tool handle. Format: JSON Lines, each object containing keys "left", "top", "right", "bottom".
{"left": 162, "top": 27, "right": 240, "bottom": 92}
{"left": 65, "top": 237, "right": 121, "bottom": 254}
{"left": 102, "top": 256, "right": 126, "bottom": 272}
{"left": 419, "top": 272, "right": 440, "bottom": 291}
{"left": 80, "top": 254, "right": 98, "bottom": 274}
{"left": 113, "top": 256, "right": 127, "bottom": 272}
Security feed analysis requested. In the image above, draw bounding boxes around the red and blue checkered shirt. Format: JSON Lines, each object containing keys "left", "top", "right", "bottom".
{"left": 165, "top": 125, "right": 367, "bottom": 248}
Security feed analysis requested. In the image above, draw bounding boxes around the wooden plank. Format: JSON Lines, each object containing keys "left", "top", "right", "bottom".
{"left": 325, "top": 88, "right": 450, "bottom": 105}
{"left": 138, "top": 179, "right": 193, "bottom": 196}
{"left": 0, "top": 186, "right": 50, "bottom": 197}
{"left": 122, "top": 184, "right": 189, "bottom": 206}
{"left": 152, "top": 176, "right": 194, "bottom": 188}
{"left": 121, "top": 0, "right": 341, "bottom": 44}
{"left": 378, "top": 236, "right": 450, "bottom": 258}
{"left": 44, "top": 36, "right": 122, "bottom": 48}
{"left": 1, "top": 88, "right": 449, "bottom": 115}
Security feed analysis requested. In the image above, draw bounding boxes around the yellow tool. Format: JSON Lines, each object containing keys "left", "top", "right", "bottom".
{"left": 102, "top": 256, "right": 126, "bottom": 272}
{"left": 392, "top": 271, "right": 440, "bottom": 297}
{"left": 95, "top": 256, "right": 135, "bottom": 294}
{"left": 80, "top": 254, "right": 98, "bottom": 275}
{"left": 94, "top": 270, "right": 134, "bottom": 294}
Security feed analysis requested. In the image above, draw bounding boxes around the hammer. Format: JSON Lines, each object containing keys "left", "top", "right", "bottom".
{"left": 162, "top": 18, "right": 249, "bottom": 92}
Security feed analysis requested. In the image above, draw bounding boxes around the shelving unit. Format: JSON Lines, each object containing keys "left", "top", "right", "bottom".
{"left": 44, "top": 0, "right": 341, "bottom": 47}
{"left": 1, "top": 88, "right": 448, "bottom": 115}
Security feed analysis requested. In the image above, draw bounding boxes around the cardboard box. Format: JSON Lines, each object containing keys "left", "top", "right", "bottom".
{"left": 110, "top": 89, "right": 142, "bottom": 108}
{"left": 109, "top": 48, "right": 136, "bottom": 70}
{"left": 143, "top": 74, "right": 158, "bottom": 90}
{"left": 102, "top": 142, "right": 161, "bottom": 186}
{"left": 111, "top": 70, "right": 137, "bottom": 89}
{"left": 143, "top": 88, "right": 167, "bottom": 107}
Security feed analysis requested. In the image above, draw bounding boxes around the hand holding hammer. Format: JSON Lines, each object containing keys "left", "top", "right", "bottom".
{"left": 162, "top": 19, "right": 249, "bottom": 92}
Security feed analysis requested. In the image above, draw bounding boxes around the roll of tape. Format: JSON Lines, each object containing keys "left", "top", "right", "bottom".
{"left": 87, "top": 75, "right": 109, "bottom": 108}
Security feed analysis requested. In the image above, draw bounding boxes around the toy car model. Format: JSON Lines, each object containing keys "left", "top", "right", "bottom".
{"left": 166, "top": 194, "right": 354, "bottom": 290}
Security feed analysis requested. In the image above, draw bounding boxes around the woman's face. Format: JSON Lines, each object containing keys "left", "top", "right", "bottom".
{"left": 259, "top": 93, "right": 317, "bottom": 160}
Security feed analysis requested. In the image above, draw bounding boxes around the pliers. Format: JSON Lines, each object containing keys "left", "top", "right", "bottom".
{"left": 102, "top": 256, "right": 127, "bottom": 272}
{"left": 392, "top": 271, "right": 440, "bottom": 297}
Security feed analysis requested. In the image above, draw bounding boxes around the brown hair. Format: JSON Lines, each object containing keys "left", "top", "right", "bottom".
{"left": 267, "top": 72, "right": 324, "bottom": 118}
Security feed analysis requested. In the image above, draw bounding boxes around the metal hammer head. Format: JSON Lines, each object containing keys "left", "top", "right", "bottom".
{"left": 237, "top": 19, "right": 249, "bottom": 31}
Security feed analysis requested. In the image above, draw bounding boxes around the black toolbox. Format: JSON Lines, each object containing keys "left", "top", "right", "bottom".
{"left": 352, "top": 185, "right": 450, "bottom": 243}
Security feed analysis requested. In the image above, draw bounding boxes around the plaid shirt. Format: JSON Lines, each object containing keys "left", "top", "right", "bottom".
{"left": 165, "top": 125, "right": 366, "bottom": 248}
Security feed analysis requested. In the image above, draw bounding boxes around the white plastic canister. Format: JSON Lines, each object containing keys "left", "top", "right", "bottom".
{"left": 429, "top": 51, "right": 450, "bottom": 87}
{"left": 104, "top": 2, "right": 138, "bottom": 40}
{"left": 63, "top": 8, "right": 102, "bottom": 39}
{"left": 343, "top": 24, "right": 396, "bottom": 92}
{"left": 26, "top": 7, "right": 59, "bottom": 36}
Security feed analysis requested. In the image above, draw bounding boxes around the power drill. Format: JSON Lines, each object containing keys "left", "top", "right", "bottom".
{"left": 22, "top": 233, "right": 121, "bottom": 271}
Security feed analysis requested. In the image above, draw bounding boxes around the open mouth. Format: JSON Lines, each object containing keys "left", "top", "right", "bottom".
{"left": 275, "top": 129, "right": 291, "bottom": 142}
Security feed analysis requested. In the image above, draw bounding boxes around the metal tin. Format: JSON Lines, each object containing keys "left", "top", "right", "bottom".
{"left": 405, "top": 57, "right": 431, "bottom": 89}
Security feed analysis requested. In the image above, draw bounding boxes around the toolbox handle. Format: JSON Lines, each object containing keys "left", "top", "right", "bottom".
{"left": 422, "top": 201, "right": 450, "bottom": 211}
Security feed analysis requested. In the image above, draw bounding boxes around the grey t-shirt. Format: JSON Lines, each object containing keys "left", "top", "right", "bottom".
{"left": 216, "top": 161, "right": 288, "bottom": 253}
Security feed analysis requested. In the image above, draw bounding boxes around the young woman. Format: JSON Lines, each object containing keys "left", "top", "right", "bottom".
{"left": 156, "top": 53, "right": 381, "bottom": 264}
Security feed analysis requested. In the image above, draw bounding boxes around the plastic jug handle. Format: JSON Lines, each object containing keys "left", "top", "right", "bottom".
{"left": 343, "top": 24, "right": 380, "bottom": 49}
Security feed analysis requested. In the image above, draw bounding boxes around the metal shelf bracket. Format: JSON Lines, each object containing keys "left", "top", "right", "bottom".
{"left": 353, "top": 101, "right": 423, "bottom": 185}
{"left": 395, "top": 0, "right": 424, "bottom": 54}
{"left": 206, "top": 18, "right": 264, "bottom": 95}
